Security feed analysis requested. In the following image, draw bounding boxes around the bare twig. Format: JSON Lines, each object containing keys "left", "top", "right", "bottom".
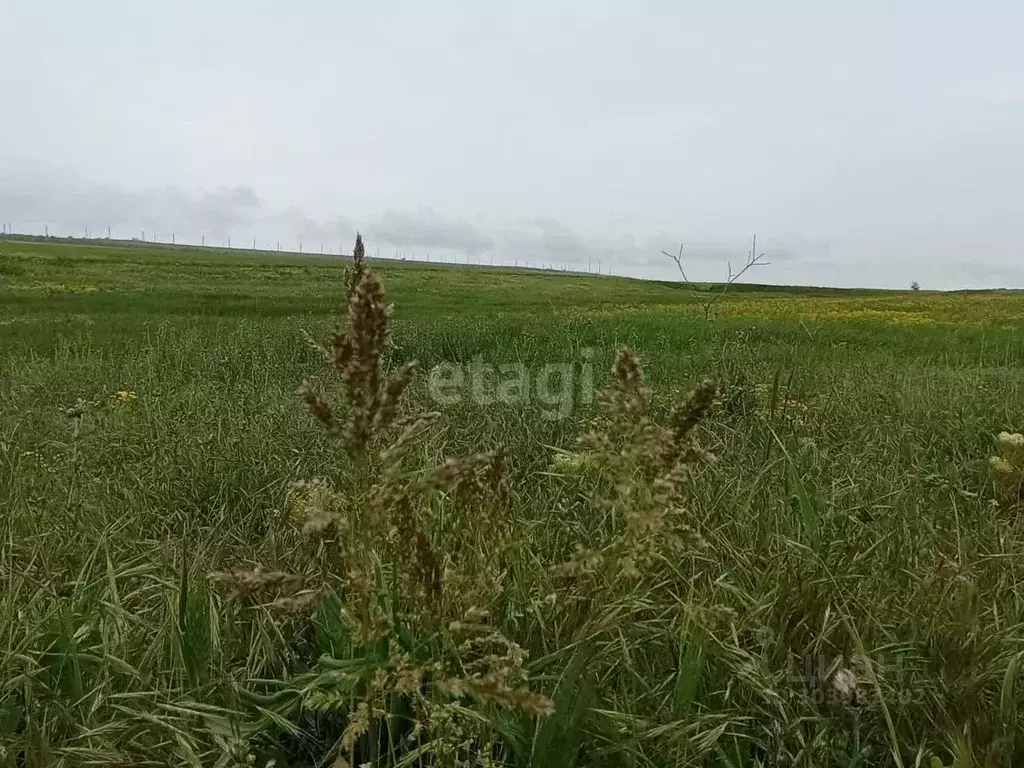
{"left": 661, "top": 234, "right": 769, "bottom": 322}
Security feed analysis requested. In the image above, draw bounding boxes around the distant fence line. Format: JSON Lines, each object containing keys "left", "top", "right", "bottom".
{"left": 0, "top": 223, "right": 617, "bottom": 277}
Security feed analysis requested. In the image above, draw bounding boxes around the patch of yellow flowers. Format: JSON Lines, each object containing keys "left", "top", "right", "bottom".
{"left": 991, "top": 432, "right": 1024, "bottom": 506}
{"left": 717, "top": 294, "right": 1024, "bottom": 327}
{"left": 560, "top": 292, "right": 1024, "bottom": 328}
{"left": 111, "top": 389, "right": 138, "bottom": 406}
{"left": 547, "top": 448, "right": 601, "bottom": 477}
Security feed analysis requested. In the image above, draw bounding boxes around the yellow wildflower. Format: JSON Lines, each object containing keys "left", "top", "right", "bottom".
{"left": 111, "top": 389, "right": 138, "bottom": 406}
{"left": 548, "top": 449, "right": 599, "bottom": 477}
{"left": 997, "top": 432, "right": 1024, "bottom": 450}
{"left": 990, "top": 432, "right": 1024, "bottom": 506}
{"left": 989, "top": 456, "right": 1015, "bottom": 475}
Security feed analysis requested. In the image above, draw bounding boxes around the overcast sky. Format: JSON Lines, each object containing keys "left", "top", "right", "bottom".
{"left": 2, "top": 1, "right": 1022, "bottom": 289}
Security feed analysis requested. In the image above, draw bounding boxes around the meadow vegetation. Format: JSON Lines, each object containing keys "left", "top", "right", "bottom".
{"left": 2, "top": 237, "right": 1024, "bottom": 767}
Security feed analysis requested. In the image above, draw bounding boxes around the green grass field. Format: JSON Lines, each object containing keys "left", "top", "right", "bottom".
{"left": 2, "top": 238, "right": 1024, "bottom": 767}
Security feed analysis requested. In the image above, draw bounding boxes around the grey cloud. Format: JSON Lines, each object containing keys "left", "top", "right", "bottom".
{"left": 156, "top": 185, "right": 262, "bottom": 239}
{"left": 267, "top": 206, "right": 355, "bottom": 246}
{"left": 502, "top": 218, "right": 637, "bottom": 267}
{"left": 0, "top": 169, "right": 488, "bottom": 255}
{"left": 222, "top": 186, "right": 261, "bottom": 208}
{"left": 502, "top": 220, "right": 804, "bottom": 271}
{"left": 0, "top": 167, "right": 358, "bottom": 249}
{"left": 953, "top": 262, "right": 1024, "bottom": 286}
{"left": 368, "top": 208, "right": 494, "bottom": 256}
{"left": 507, "top": 217, "right": 594, "bottom": 262}
{"left": 0, "top": 169, "right": 261, "bottom": 240}
{"left": 652, "top": 235, "right": 807, "bottom": 265}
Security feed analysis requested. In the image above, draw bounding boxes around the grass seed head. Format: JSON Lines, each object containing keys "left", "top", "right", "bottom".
{"left": 344, "top": 231, "right": 368, "bottom": 301}
{"left": 373, "top": 360, "right": 418, "bottom": 433}
{"left": 330, "top": 263, "right": 394, "bottom": 456}
{"left": 666, "top": 379, "right": 719, "bottom": 457}
{"left": 991, "top": 431, "right": 1024, "bottom": 505}
{"left": 299, "top": 381, "right": 340, "bottom": 436}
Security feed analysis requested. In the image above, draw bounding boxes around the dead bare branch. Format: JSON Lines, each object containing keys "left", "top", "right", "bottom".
{"left": 662, "top": 234, "right": 769, "bottom": 322}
